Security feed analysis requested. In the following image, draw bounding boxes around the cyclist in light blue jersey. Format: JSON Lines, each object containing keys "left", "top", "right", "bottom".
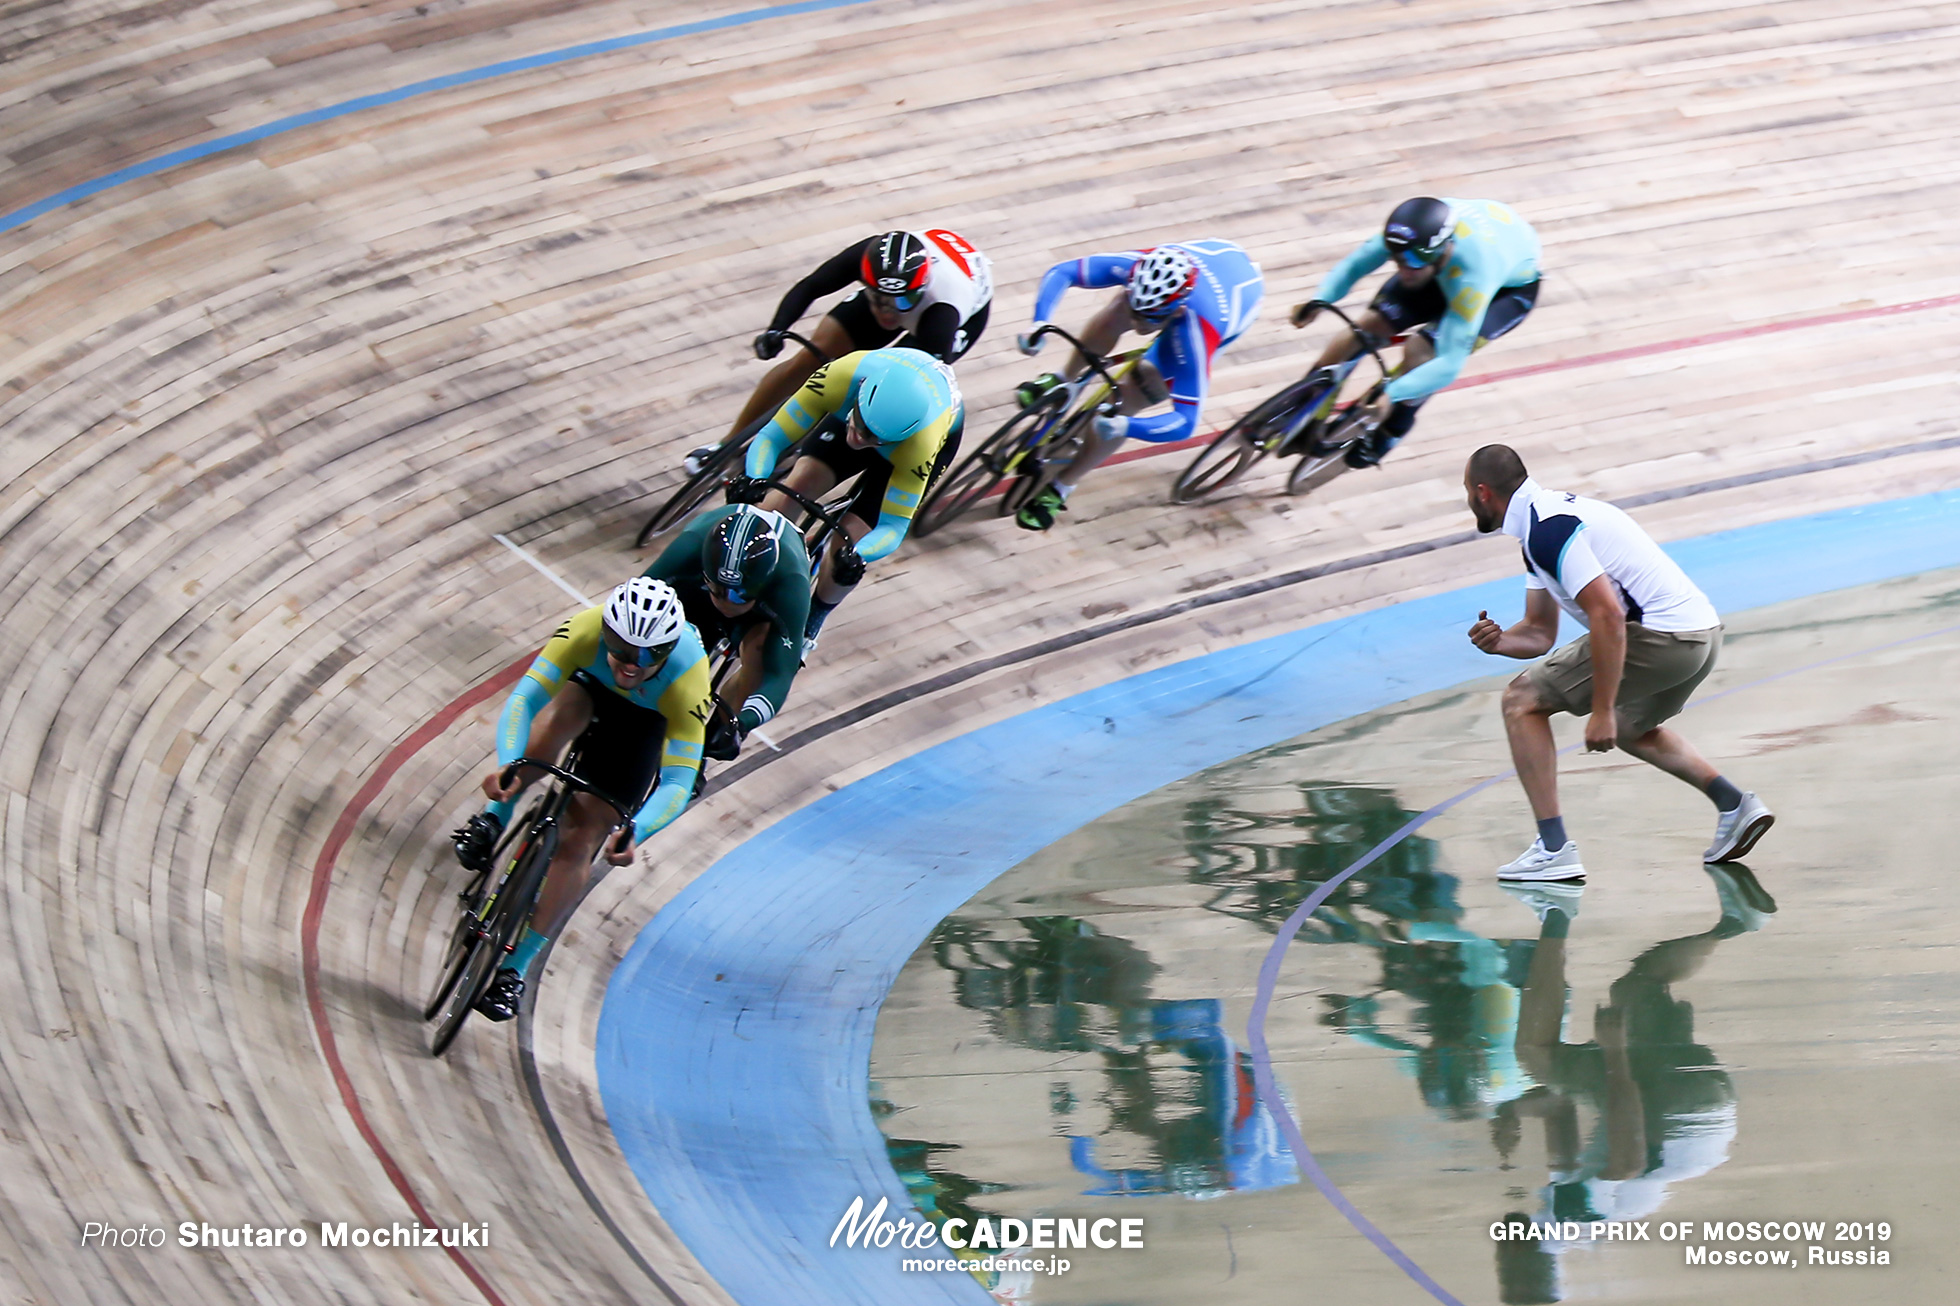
{"left": 1293, "top": 197, "right": 1542, "bottom": 467}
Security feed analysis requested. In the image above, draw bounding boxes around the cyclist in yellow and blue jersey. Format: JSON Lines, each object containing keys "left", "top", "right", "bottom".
{"left": 730, "top": 346, "right": 964, "bottom": 656}
{"left": 1294, "top": 197, "right": 1543, "bottom": 468}
{"left": 450, "top": 578, "right": 711, "bottom": 1020}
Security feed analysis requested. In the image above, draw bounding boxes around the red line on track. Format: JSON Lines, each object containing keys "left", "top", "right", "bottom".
{"left": 299, "top": 654, "right": 530, "bottom": 1306}
{"left": 1097, "top": 291, "right": 1960, "bottom": 470}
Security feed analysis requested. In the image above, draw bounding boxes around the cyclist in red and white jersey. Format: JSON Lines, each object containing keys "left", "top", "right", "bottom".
{"left": 685, "top": 229, "right": 994, "bottom": 474}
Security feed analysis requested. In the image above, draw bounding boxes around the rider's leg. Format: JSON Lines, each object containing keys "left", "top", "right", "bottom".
{"left": 525, "top": 791, "right": 618, "bottom": 943}
{"left": 1369, "top": 330, "right": 1435, "bottom": 460}
{"left": 1310, "top": 307, "right": 1393, "bottom": 371}
{"left": 720, "top": 314, "right": 861, "bottom": 443}
{"left": 1049, "top": 360, "right": 1168, "bottom": 500}
{"left": 812, "top": 513, "right": 872, "bottom": 607}
{"left": 720, "top": 622, "right": 773, "bottom": 722}
{"left": 759, "top": 447, "right": 841, "bottom": 519}
{"left": 483, "top": 696, "right": 665, "bottom": 1017}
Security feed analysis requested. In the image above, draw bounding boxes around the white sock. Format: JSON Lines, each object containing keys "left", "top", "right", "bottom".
{"left": 1053, "top": 482, "right": 1074, "bottom": 499}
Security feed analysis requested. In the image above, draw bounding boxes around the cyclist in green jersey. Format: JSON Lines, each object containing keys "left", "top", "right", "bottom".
{"left": 642, "top": 504, "right": 811, "bottom": 760}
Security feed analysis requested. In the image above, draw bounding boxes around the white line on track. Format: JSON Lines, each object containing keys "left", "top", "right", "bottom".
{"left": 494, "top": 533, "right": 594, "bottom": 607}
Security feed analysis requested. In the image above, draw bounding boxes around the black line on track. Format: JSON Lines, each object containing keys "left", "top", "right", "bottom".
{"left": 517, "top": 939, "right": 688, "bottom": 1306}
{"left": 716, "top": 431, "right": 1960, "bottom": 785}
{"left": 517, "top": 428, "right": 1960, "bottom": 1291}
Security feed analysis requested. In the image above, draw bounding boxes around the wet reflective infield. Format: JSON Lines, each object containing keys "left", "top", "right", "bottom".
{"left": 870, "top": 566, "right": 1960, "bottom": 1305}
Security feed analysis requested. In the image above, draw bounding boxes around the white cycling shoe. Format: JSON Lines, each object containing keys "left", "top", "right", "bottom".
{"left": 682, "top": 444, "right": 720, "bottom": 477}
{"left": 1496, "top": 837, "right": 1586, "bottom": 882}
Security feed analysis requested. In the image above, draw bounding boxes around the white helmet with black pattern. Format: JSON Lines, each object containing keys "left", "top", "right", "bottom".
{"left": 603, "top": 577, "right": 686, "bottom": 650}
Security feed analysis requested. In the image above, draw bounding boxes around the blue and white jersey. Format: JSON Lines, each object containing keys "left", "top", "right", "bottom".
{"left": 1030, "top": 238, "right": 1264, "bottom": 443}
{"left": 1316, "top": 198, "right": 1541, "bottom": 403}
{"left": 1501, "top": 479, "right": 1718, "bottom": 633}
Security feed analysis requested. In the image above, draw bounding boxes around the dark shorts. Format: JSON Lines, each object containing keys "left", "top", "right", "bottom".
{"left": 1369, "top": 274, "right": 1540, "bottom": 346}
{"left": 567, "top": 669, "right": 667, "bottom": 813}
{"left": 825, "top": 292, "right": 990, "bottom": 363}
{"left": 802, "top": 410, "right": 966, "bottom": 525}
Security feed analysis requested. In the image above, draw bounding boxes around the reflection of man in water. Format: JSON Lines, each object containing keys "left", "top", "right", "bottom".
{"left": 1491, "top": 869, "right": 1770, "bottom": 1304}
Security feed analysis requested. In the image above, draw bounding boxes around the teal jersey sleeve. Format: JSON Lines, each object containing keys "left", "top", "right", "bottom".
{"left": 495, "top": 674, "right": 555, "bottom": 765}
{"left": 1313, "top": 234, "right": 1391, "bottom": 306}
{"left": 746, "top": 356, "right": 860, "bottom": 478}
{"left": 633, "top": 766, "right": 696, "bottom": 842}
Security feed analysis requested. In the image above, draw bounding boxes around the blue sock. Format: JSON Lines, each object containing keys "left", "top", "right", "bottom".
{"left": 1537, "top": 816, "right": 1568, "bottom": 850}
{"left": 1705, "top": 776, "right": 1743, "bottom": 813}
{"left": 485, "top": 797, "right": 514, "bottom": 825}
{"left": 508, "top": 928, "right": 549, "bottom": 978}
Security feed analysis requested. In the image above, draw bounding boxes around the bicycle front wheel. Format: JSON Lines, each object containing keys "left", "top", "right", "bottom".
{"left": 1285, "top": 447, "right": 1349, "bottom": 498}
{"left": 428, "top": 825, "right": 557, "bottom": 1056}
{"left": 636, "top": 433, "right": 755, "bottom": 547}
{"left": 999, "top": 406, "right": 1091, "bottom": 517}
{"left": 1172, "top": 428, "right": 1263, "bottom": 504}
{"left": 1172, "top": 376, "right": 1325, "bottom": 504}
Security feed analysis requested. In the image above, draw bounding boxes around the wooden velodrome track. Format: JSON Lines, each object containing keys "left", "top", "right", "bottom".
{"left": 3, "top": 0, "right": 1958, "bottom": 1302}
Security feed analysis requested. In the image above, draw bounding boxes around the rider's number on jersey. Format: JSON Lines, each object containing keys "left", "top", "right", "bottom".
{"left": 924, "top": 229, "right": 976, "bottom": 278}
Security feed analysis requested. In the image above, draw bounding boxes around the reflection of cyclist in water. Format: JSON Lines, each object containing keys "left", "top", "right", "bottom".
{"left": 927, "top": 917, "right": 1297, "bottom": 1199}
{"left": 1068, "top": 998, "right": 1297, "bottom": 1197}
{"left": 1488, "top": 867, "right": 1774, "bottom": 1304}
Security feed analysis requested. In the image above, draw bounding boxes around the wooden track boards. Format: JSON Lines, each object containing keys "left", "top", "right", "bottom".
{"left": 2, "top": 1, "right": 1958, "bottom": 1302}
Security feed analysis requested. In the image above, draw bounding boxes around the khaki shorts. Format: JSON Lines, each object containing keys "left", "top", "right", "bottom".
{"left": 1526, "top": 623, "right": 1722, "bottom": 738}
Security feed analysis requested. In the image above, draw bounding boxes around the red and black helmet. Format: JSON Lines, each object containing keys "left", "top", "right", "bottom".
{"left": 860, "top": 231, "right": 931, "bottom": 304}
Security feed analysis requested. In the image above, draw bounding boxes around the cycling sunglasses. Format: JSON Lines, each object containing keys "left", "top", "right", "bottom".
{"left": 601, "top": 628, "right": 672, "bottom": 669}
{"left": 870, "top": 286, "right": 923, "bottom": 312}
{"left": 1390, "top": 243, "right": 1446, "bottom": 270}
{"left": 707, "top": 577, "right": 753, "bottom": 606}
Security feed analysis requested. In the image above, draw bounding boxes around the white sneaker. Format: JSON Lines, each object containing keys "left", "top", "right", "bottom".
{"left": 1496, "top": 837, "right": 1586, "bottom": 882}
{"left": 1703, "top": 792, "right": 1773, "bottom": 863}
{"left": 1500, "top": 881, "right": 1585, "bottom": 922}
{"left": 682, "top": 444, "right": 720, "bottom": 477}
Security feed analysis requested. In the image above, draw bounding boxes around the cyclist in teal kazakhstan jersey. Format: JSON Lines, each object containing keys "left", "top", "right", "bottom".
{"left": 1293, "top": 197, "right": 1542, "bottom": 467}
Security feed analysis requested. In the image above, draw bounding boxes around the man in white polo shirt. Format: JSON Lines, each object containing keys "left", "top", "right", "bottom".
{"left": 1462, "top": 445, "right": 1773, "bottom": 880}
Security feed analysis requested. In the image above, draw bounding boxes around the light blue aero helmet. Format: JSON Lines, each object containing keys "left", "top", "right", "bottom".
{"left": 850, "top": 352, "right": 939, "bottom": 446}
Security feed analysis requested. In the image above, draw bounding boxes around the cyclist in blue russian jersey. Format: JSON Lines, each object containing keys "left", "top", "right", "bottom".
{"left": 1013, "top": 238, "right": 1264, "bottom": 530}
{"left": 1293, "top": 197, "right": 1542, "bottom": 467}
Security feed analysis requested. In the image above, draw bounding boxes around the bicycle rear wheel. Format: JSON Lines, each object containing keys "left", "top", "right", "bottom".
{"left": 636, "top": 427, "right": 758, "bottom": 547}
{"left": 428, "top": 823, "right": 556, "bottom": 1056}
{"left": 913, "top": 391, "right": 1066, "bottom": 538}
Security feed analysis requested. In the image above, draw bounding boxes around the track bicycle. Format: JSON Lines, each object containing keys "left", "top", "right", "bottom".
{"left": 911, "top": 323, "right": 1157, "bottom": 538}
{"left": 1170, "top": 302, "right": 1395, "bottom": 504}
{"left": 635, "top": 329, "right": 831, "bottom": 547}
{"left": 424, "top": 759, "right": 631, "bottom": 1056}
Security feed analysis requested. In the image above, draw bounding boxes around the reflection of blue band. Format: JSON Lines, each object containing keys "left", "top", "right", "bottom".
{"left": 597, "top": 488, "right": 1960, "bottom": 1306}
